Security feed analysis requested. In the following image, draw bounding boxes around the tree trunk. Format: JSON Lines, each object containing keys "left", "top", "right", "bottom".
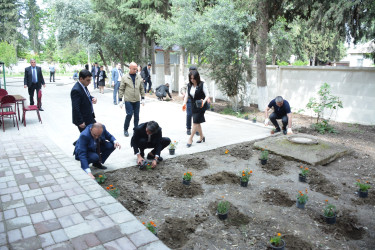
{"left": 256, "top": 0, "right": 269, "bottom": 111}
{"left": 151, "top": 39, "right": 156, "bottom": 85}
{"left": 179, "top": 46, "right": 185, "bottom": 96}
{"left": 164, "top": 49, "right": 171, "bottom": 87}
{"left": 141, "top": 32, "right": 147, "bottom": 64}
{"left": 98, "top": 48, "right": 109, "bottom": 73}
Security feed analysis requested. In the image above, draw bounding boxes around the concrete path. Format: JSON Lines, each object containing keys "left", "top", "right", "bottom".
{"left": 0, "top": 77, "right": 271, "bottom": 249}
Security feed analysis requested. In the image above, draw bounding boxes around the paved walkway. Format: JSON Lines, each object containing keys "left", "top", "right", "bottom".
{"left": 0, "top": 77, "right": 271, "bottom": 249}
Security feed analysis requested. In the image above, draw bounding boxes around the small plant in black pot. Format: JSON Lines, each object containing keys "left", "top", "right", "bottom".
{"left": 299, "top": 166, "right": 309, "bottom": 182}
{"left": 252, "top": 116, "right": 257, "bottom": 123}
{"left": 259, "top": 148, "right": 269, "bottom": 165}
{"left": 239, "top": 170, "right": 252, "bottom": 187}
{"left": 142, "top": 221, "right": 157, "bottom": 236}
{"left": 323, "top": 199, "right": 336, "bottom": 224}
{"left": 168, "top": 140, "right": 178, "bottom": 155}
{"left": 182, "top": 171, "right": 192, "bottom": 185}
{"left": 96, "top": 174, "right": 107, "bottom": 184}
{"left": 269, "top": 233, "right": 285, "bottom": 250}
{"left": 244, "top": 114, "right": 249, "bottom": 120}
{"left": 217, "top": 198, "right": 230, "bottom": 220}
{"left": 355, "top": 179, "right": 370, "bottom": 198}
{"left": 296, "top": 189, "right": 308, "bottom": 209}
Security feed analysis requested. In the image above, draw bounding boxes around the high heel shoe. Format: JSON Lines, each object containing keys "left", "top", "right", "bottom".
{"left": 196, "top": 137, "right": 205, "bottom": 143}
{"left": 186, "top": 143, "right": 192, "bottom": 148}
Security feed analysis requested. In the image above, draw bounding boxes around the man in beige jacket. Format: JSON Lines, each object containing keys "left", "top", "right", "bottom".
{"left": 119, "top": 62, "right": 145, "bottom": 137}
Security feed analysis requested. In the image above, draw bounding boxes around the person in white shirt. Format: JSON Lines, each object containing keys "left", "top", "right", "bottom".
{"left": 111, "top": 63, "right": 123, "bottom": 105}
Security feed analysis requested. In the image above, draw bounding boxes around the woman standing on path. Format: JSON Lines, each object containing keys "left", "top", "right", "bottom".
{"left": 98, "top": 66, "right": 107, "bottom": 94}
{"left": 182, "top": 70, "right": 209, "bottom": 147}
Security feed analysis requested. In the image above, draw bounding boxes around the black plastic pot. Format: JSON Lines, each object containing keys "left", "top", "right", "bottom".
{"left": 169, "top": 149, "right": 175, "bottom": 155}
{"left": 182, "top": 179, "right": 191, "bottom": 186}
{"left": 299, "top": 174, "right": 307, "bottom": 182}
{"left": 296, "top": 200, "right": 306, "bottom": 209}
{"left": 270, "top": 239, "right": 285, "bottom": 250}
{"left": 240, "top": 180, "right": 248, "bottom": 187}
{"left": 358, "top": 190, "right": 368, "bottom": 198}
{"left": 324, "top": 214, "right": 336, "bottom": 224}
{"left": 260, "top": 159, "right": 267, "bottom": 165}
{"left": 217, "top": 211, "right": 228, "bottom": 220}
{"left": 252, "top": 119, "right": 256, "bottom": 123}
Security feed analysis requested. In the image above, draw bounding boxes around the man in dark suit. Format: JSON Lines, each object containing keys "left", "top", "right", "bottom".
{"left": 74, "top": 123, "right": 121, "bottom": 179}
{"left": 131, "top": 121, "right": 171, "bottom": 168}
{"left": 142, "top": 63, "right": 152, "bottom": 93}
{"left": 24, "top": 59, "right": 46, "bottom": 111}
{"left": 71, "top": 69, "right": 97, "bottom": 132}
{"left": 91, "top": 62, "right": 100, "bottom": 89}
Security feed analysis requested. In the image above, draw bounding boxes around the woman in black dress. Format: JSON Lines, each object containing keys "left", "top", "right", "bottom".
{"left": 182, "top": 70, "right": 210, "bottom": 147}
{"left": 98, "top": 66, "right": 107, "bottom": 94}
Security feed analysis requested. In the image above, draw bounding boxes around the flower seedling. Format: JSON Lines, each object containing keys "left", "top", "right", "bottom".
{"left": 96, "top": 174, "right": 107, "bottom": 184}
{"left": 224, "top": 149, "right": 229, "bottom": 154}
{"left": 300, "top": 166, "right": 309, "bottom": 177}
{"left": 297, "top": 189, "right": 309, "bottom": 204}
{"left": 356, "top": 179, "right": 371, "bottom": 192}
{"left": 106, "top": 185, "right": 120, "bottom": 199}
{"left": 270, "top": 233, "right": 282, "bottom": 247}
{"left": 183, "top": 172, "right": 192, "bottom": 181}
{"left": 169, "top": 141, "right": 178, "bottom": 149}
{"left": 143, "top": 221, "right": 157, "bottom": 235}
{"left": 217, "top": 200, "right": 230, "bottom": 214}
{"left": 240, "top": 170, "right": 252, "bottom": 182}
{"left": 260, "top": 148, "right": 269, "bottom": 160}
{"left": 323, "top": 200, "right": 336, "bottom": 217}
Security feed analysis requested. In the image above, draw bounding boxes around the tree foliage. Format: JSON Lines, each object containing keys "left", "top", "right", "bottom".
{"left": 0, "top": 41, "right": 17, "bottom": 67}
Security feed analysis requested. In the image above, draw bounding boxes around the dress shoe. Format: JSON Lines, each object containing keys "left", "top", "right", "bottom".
{"left": 124, "top": 130, "right": 129, "bottom": 137}
{"left": 283, "top": 129, "right": 287, "bottom": 135}
{"left": 186, "top": 143, "right": 192, "bottom": 148}
{"left": 196, "top": 137, "right": 205, "bottom": 143}
{"left": 187, "top": 129, "right": 191, "bottom": 135}
{"left": 275, "top": 127, "right": 281, "bottom": 133}
{"left": 93, "top": 162, "right": 107, "bottom": 169}
{"left": 38, "top": 108, "right": 44, "bottom": 111}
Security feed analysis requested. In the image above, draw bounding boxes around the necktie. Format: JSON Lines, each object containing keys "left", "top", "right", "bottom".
{"left": 32, "top": 67, "right": 37, "bottom": 83}
{"left": 95, "top": 138, "right": 102, "bottom": 163}
{"left": 84, "top": 86, "right": 94, "bottom": 113}
{"left": 148, "top": 134, "right": 151, "bottom": 142}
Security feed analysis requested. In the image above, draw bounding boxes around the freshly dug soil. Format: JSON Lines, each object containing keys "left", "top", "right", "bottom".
{"left": 98, "top": 107, "right": 374, "bottom": 249}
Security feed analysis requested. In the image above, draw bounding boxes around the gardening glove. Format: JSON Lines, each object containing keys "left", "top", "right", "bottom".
{"left": 182, "top": 104, "right": 186, "bottom": 112}
{"left": 287, "top": 128, "right": 293, "bottom": 135}
{"left": 264, "top": 118, "right": 270, "bottom": 126}
{"left": 119, "top": 101, "right": 124, "bottom": 109}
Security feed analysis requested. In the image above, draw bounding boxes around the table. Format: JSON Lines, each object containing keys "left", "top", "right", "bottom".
{"left": 0, "top": 95, "right": 26, "bottom": 121}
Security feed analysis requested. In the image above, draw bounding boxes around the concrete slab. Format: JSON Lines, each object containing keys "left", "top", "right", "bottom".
{"left": 253, "top": 133, "right": 349, "bottom": 165}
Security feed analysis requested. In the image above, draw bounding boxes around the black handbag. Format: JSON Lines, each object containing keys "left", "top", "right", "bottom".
{"left": 195, "top": 100, "right": 208, "bottom": 109}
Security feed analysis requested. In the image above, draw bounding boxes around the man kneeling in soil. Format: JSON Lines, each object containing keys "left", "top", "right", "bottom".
{"left": 264, "top": 96, "right": 293, "bottom": 135}
{"left": 131, "top": 121, "right": 171, "bottom": 168}
{"left": 74, "top": 123, "right": 121, "bottom": 179}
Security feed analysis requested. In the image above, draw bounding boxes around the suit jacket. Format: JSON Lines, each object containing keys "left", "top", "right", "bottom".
{"left": 71, "top": 82, "right": 96, "bottom": 126}
{"left": 91, "top": 66, "right": 99, "bottom": 77}
{"left": 142, "top": 66, "right": 151, "bottom": 81}
{"left": 131, "top": 122, "right": 163, "bottom": 156}
{"left": 111, "top": 68, "right": 122, "bottom": 83}
{"left": 24, "top": 66, "right": 45, "bottom": 88}
{"left": 74, "top": 124, "right": 116, "bottom": 171}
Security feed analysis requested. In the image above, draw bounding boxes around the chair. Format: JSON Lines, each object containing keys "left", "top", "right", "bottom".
{"left": 0, "top": 89, "right": 12, "bottom": 109}
{"left": 22, "top": 91, "right": 42, "bottom": 126}
{"left": 0, "top": 95, "right": 19, "bottom": 132}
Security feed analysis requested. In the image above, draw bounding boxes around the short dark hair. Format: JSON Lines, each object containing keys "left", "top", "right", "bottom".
{"left": 146, "top": 121, "right": 159, "bottom": 134}
{"left": 94, "top": 62, "right": 98, "bottom": 64}
{"left": 189, "top": 66, "right": 197, "bottom": 71}
{"left": 148, "top": 63, "right": 152, "bottom": 66}
{"left": 79, "top": 69, "right": 92, "bottom": 79}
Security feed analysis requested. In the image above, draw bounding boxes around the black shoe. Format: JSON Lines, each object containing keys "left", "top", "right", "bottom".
{"left": 187, "top": 129, "right": 191, "bottom": 135}
{"left": 157, "top": 157, "right": 163, "bottom": 162}
{"left": 186, "top": 144, "right": 192, "bottom": 148}
{"left": 38, "top": 108, "right": 44, "bottom": 111}
{"left": 196, "top": 131, "right": 199, "bottom": 136}
{"left": 196, "top": 137, "right": 205, "bottom": 143}
{"left": 147, "top": 153, "right": 154, "bottom": 160}
{"left": 114, "top": 103, "right": 117, "bottom": 105}
{"left": 275, "top": 127, "right": 281, "bottom": 133}
{"left": 283, "top": 129, "right": 287, "bottom": 135}
{"left": 93, "top": 162, "right": 107, "bottom": 169}
{"left": 124, "top": 130, "right": 129, "bottom": 137}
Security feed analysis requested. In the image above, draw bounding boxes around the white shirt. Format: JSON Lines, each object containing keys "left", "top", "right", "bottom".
{"left": 184, "top": 82, "right": 209, "bottom": 103}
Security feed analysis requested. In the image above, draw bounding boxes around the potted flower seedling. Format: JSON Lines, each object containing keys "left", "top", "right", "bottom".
{"left": 142, "top": 221, "right": 157, "bottom": 236}
{"left": 244, "top": 114, "right": 249, "bottom": 120}
{"left": 252, "top": 116, "right": 257, "bottom": 123}
{"left": 355, "top": 179, "right": 371, "bottom": 198}
{"left": 299, "top": 166, "right": 309, "bottom": 182}
{"left": 260, "top": 148, "right": 269, "bottom": 165}
{"left": 106, "top": 185, "right": 120, "bottom": 199}
{"left": 96, "top": 174, "right": 107, "bottom": 184}
{"left": 270, "top": 128, "right": 276, "bottom": 135}
{"left": 296, "top": 189, "right": 308, "bottom": 209}
{"left": 168, "top": 141, "right": 178, "bottom": 155}
{"left": 240, "top": 170, "right": 252, "bottom": 187}
{"left": 210, "top": 104, "right": 214, "bottom": 111}
{"left": 149, "top": 90, "right": 153, "bottom": 95}
{"left": 217, "top": 198, "right": 230, "bottom": 220}
{"left": 323, "top": 199, "right": 336, "bottom": 224}
{"left": 270, "top": 233, "right": 285, "bottom": 250}
{"left": 182, "top": 171, "right": 192, "bottom": 185}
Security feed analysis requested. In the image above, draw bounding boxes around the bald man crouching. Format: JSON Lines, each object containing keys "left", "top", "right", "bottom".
{"left": 74, "top": 123, "right": 121, "bottom": 179}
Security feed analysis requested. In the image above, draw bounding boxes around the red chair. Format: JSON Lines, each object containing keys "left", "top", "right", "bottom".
{"left": 0, "top": 95, "right": 19, "bottom": 132}
{"left": 0, "top": 89, "right": 12, "bottom": 109}
{"left": 22, "top": 91, "right": 42, "bottom": 126}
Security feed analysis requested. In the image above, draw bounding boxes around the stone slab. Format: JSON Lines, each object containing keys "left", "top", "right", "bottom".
{"left": 253, "top": 133, "right": 349, "bottom": 166}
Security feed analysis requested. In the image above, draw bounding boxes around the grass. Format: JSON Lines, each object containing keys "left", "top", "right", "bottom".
{"left": 219, "top": 107, "right": 250, "bottom": 119}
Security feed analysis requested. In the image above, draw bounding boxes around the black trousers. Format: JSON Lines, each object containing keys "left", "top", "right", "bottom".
{"left": 28, "top": 83, "right": 41, "bottom": 106}
{"left": 269, "top": 112, "right": 288, "bottom": 129}
{"left": 137, "top": 137, "right": 171, "bottom": 156}
{"left": 50, "top": 72, "right": 55, "bottom": 82}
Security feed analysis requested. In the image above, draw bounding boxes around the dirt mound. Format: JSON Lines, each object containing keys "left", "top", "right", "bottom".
{"left": 170, "top": 155, "right": 208, "bottom": 170}
{"left": 262, "top": 189, "right": 295, "bottom": 207}
{"left": 309, "top": 209, "right": 365, "bottom": 240}
{"left": 227, "top": 144, "right": 253, "bottom": 160}
{"left": 266, "top": 234, "right": 313, "bottom": 250}
{"left": 208, "top": 202, "right": 251, "bottom": 227}
{"left": 308, "top": 169, "right": 339, "bottom": 197}
{"left": 351, "top": 192, "right": 375, "bottom": 206}
{"left": 163, "top": 179, "right": 204, "bottom": 198}
{"left": 158, "top": 216, "right": 207, "bottom": 249}
{"left": 203, "top": 171, "right": 239, "bottom": 185}
{"left": 259, "top": 156, "right": 286, "bottom": 176}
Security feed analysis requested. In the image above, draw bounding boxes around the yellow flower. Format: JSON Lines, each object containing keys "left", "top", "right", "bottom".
{"left": 277, "top": 233, "right": 281, "bottom": 236}
{"left": 99, "top": 175, "right": 102, "bottom": 178}
{"left": 242, "top": 174, "right": 245, "bottom": 176}
{"left": 225, "top": 149, "right": 229, "bottom": 154}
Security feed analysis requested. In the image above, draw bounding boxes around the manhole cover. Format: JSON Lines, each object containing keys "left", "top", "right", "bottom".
{"left": 287, "top": 135, "right": 318, "bottom": 145}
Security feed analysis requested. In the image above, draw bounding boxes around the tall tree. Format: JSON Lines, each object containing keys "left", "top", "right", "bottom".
{"left": 0, "top": 0, "right": 20, "bottom": 44}
{"left": 25, "top": 0, "right": 43, "bottom": 53}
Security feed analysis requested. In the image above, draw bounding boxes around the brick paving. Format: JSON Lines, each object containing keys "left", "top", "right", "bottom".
{"left": 0, "top": 134, "right": 168, "bottom": 249}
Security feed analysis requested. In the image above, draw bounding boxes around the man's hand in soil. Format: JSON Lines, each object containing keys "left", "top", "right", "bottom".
{"left": 137, "top": 154, "right": 144, "bottom": 165}
{"left": 152, "top": 159, "right": 157, "bottom": 168}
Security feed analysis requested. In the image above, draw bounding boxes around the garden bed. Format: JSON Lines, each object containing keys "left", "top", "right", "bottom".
{"left": 97, "top": 126, "right": 374, "bottom": 249}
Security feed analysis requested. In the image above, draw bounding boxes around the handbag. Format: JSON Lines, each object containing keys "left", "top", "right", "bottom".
{"left": 195, "top": 100, "right": 208, "bottom": 109}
